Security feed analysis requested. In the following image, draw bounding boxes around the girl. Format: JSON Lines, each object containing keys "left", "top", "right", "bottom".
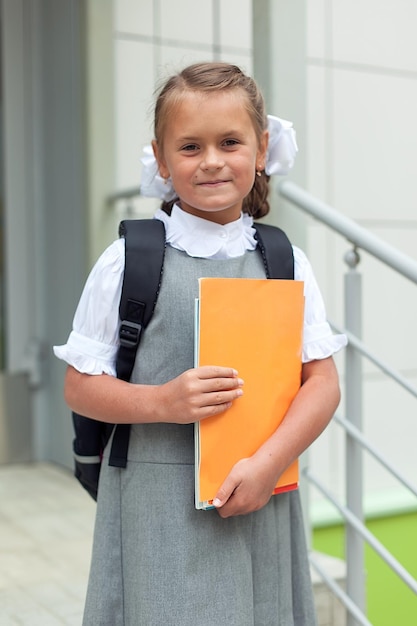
{"left": 55, "top": 62, "right": 346, "bottom": 625}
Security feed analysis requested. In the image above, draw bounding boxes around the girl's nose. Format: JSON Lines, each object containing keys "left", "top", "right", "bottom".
{"left": 200, "top": 148, "right": 225, "bottom": 171}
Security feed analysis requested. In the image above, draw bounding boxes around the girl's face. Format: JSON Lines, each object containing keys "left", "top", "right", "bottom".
{"left": 153, "top": 90, "right": 268, "bottom": 225}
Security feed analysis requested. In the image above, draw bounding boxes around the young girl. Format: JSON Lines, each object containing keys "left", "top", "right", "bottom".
{"left": 55, "top": 62, "right": 346, "bottom": 625}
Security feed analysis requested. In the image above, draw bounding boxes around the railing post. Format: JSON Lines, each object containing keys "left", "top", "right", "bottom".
{"left": 344, "top": 247, "right": 366, "bottom": 624}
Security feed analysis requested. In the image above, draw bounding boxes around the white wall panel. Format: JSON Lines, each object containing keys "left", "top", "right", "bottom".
{"left": 333, "top": 0, "right": 417, "bottom": 71}
{"left": 159, "top": 0, "right": 213, "bottom": 45}
{"left": 219, "top": 0, "right": 252, "bottom": 49}
{"left": 113, "top": 0, "right": 252, "bottom": 219}
{"left": 115, "top": 0, "right": 154, "bottom": 36}
{"left": 306, "top": 0, "right": 327, "bottom": 59}
{"left": 307, "top": 65, "right": 327, "bottom": 199}
{"left": 157, "top": 47, "right": 214, "bottom": 75}
{"left": 332, "top": 70, "right": 417, "bottom": 222}
{"left": 115, "top": 40, "right": 155, "bottom": 190}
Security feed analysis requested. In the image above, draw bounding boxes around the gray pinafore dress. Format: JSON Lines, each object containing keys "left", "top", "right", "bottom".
{"left": 83, "top": 247, "right": 317, "bottom": 626}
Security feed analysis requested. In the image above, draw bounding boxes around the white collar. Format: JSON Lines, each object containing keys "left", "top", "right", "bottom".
{"left": 154, "top": 204, "right": 257, "bottom": 260}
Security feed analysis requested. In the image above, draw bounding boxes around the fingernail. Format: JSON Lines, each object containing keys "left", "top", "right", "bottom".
{"left": 213, "top": 498, "right": 222, "bottom": 507}
{"left": 238, "top": 378, "right": 244, "bottom": 386}
{"left": 236, "top": 389, "right": 243, "bottom": 397}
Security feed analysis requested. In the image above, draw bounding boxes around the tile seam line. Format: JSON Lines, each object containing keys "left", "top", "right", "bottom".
{"left": 308, "top": 57, "right": 417, "bottom": 81}
{"left": 114, "top": 31, "right": 251, "bottom": 57}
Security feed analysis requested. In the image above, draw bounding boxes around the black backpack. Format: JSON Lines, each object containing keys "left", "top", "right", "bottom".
{"left": 72, "top": 219, "right": 294, "bottom": 501}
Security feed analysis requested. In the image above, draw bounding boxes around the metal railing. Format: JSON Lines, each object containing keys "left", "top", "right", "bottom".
{"left": 280, "top": 180, "right": 417, "bottom": 626}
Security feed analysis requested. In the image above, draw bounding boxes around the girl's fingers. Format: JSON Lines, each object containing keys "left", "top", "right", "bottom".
{"left": 195, "top": 366, "right": 239, "bottom": 380}
{"left": 204, "top": 387, "right": 243, "bottom": 407}
{"left": 201, "top": 378, "right": 244, "bottom": 395}
{"left": 194, "top": 369, "right": 244, "bottom": 394}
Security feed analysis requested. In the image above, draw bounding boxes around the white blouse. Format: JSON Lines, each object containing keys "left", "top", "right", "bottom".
{"left": 54, "top": 205, "right": 347, "bottom": 375}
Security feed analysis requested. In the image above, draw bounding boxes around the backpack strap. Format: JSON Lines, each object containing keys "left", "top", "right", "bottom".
{"left": 253, "top": 223, "right": 294, "bottom": 279}
{"left": 109, "top": 219, "right": 166, "bottom": 468}
{"left": 117, "top": 219, "right": 166, "bottom": 380}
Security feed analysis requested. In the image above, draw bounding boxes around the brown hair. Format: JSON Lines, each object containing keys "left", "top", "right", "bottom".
{"left": 153, "top": 62, "right": 270, "bottom": 219}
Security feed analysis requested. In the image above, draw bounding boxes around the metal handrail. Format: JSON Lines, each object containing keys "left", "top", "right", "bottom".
{"left": 107, "top": 185, "right": 141, "bottom": 204}
{"left": 333, "top": 413, "right": 417, "bottom": 499}
{"left": 279, "top": 180, "right": 417, "bottom": 285}
{"left": 305, "top": 468, "right": 417, "bottom": 595}
{"left": 331, "top": 324, "right": 417, "bottom": 399}
{"left": 309, "top": 553, "right": 372, "bottom": 626}
{"left": 279, "top": 180, "right": 417, "bottom": 625}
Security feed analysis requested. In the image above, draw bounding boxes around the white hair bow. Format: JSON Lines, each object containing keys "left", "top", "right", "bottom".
{"left": 264, "top": 115, "right": 298, "bottom": 175}
{"left": 140, "top": 115, "right": 297, "bottom": 200}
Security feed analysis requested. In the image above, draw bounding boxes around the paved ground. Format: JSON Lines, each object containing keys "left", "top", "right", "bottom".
{"left": 0, "top": 463, "right": 96, "bottom": 625}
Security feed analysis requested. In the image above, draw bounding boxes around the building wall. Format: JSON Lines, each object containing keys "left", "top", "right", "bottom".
{"left": 0, "top": 0, "right": 87, "bottom": 467}
{"left": 112, "top": 0, "right": 253, "bottom": 220}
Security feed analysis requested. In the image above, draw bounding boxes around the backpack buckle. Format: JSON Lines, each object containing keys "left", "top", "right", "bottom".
{"left": 119, "top": 320, "right": 142, "bottom": 348}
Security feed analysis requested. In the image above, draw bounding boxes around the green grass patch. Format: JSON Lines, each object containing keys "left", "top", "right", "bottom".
{"left": 313, "top": 512, "right": 417, "bottom": 625}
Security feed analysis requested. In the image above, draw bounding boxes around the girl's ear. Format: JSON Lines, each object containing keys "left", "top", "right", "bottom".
{"left": 152, "top": 140, "right": 170, "bottom": 180}
{"left": 256, "top": 130, "right": 269, "bottom": 171}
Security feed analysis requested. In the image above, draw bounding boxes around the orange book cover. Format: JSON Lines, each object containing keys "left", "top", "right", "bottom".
{"left": 195, "top": 277, "right": 304, "bottom": 510}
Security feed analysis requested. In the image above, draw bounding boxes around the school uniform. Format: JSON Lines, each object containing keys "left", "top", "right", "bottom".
{"left": 55, "top": 205, "right": 346, "bottom": 625}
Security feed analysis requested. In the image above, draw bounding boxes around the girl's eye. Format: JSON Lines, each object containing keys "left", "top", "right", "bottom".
{"left": 223, "top": 139, "right": 239, "bottom": 147}
{"left": 181, "top": 144, "right": 199, "bottom": 152}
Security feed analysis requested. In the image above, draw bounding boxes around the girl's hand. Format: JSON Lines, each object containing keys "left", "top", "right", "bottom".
{"left": 212, "top": 455, "right": 278, "bottom": 518}
{"left": 158, "top": 366, "right": 243, "bottom": 424}
{"left": 212, "top": 357, "right": 342, "bottom": 518}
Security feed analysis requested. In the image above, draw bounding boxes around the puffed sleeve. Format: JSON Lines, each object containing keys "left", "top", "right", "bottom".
{"left": 53, "top": 238, "right": 125, "bottom": 376}
{"left": 294, "top": 246, "right": 347, "bottom": 363}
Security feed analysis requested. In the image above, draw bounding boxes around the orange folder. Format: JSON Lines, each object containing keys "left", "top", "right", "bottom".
{"left": 194, "top": 277, "right": 304, "bottom": 510}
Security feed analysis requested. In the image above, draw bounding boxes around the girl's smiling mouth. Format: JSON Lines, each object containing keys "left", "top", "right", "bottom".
{"left": 197, "top": 179, "right": 231, "bottom": 186}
